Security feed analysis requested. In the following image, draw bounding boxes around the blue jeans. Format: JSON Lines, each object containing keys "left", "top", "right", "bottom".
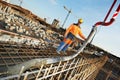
{"left": 57, "top": 32, "right": 75, "bottom": 52}
{"left": 57, "top": 41, "right": 70, "bottom": 52}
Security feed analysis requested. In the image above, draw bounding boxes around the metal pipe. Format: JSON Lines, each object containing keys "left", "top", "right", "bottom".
{"left": 95, "top": 4, "right": 120, "bottom": 27}
{"left": 104, "top": 0, "right": 117, "bottom": 22}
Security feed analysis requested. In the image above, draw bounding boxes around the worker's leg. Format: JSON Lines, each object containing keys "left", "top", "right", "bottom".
{"left": 56, "top": 41, "right": 66, "bottom": 52}
{"left": 62, "top": 32, "right": 74, "bottom": 52}
{"left": 61, "top": 40, "right": 72, "bottom": 52}
{"left": 61, "top": 44, "right": 70, "bottom": 52}
{"left": 57, "top": 32, "right": 74, "bottom": 54}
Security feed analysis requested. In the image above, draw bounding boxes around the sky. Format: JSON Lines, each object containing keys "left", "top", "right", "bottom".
{"left": 10, "top": 0, "right": 120, "bottom": 58}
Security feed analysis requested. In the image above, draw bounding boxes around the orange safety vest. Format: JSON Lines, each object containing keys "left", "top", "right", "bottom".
{"left": 64, "top": 24, "right": 86, "bottom": 44}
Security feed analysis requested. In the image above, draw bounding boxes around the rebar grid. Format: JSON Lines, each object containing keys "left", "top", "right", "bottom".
{"left": 1, "top": 56, "right": 108, "bottom": 80}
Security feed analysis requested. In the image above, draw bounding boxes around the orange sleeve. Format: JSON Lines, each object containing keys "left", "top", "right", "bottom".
{"left": 78, "top": 29, "right": 86, "bottom": 40}
{"left": 64, "top": 24, "right": 73, "bottom": 37}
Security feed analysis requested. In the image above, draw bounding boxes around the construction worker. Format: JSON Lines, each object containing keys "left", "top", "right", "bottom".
{"left": 56, "top": 18, "right": 86, "bottom": 54}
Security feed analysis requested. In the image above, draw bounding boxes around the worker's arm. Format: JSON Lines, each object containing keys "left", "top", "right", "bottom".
{"left": 78, "top": 29, "right": 86, "bottom": 40}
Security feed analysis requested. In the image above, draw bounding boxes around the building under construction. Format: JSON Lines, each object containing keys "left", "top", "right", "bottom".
{"left": 0, "top": 1, "right": 120, "bottom": 80}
